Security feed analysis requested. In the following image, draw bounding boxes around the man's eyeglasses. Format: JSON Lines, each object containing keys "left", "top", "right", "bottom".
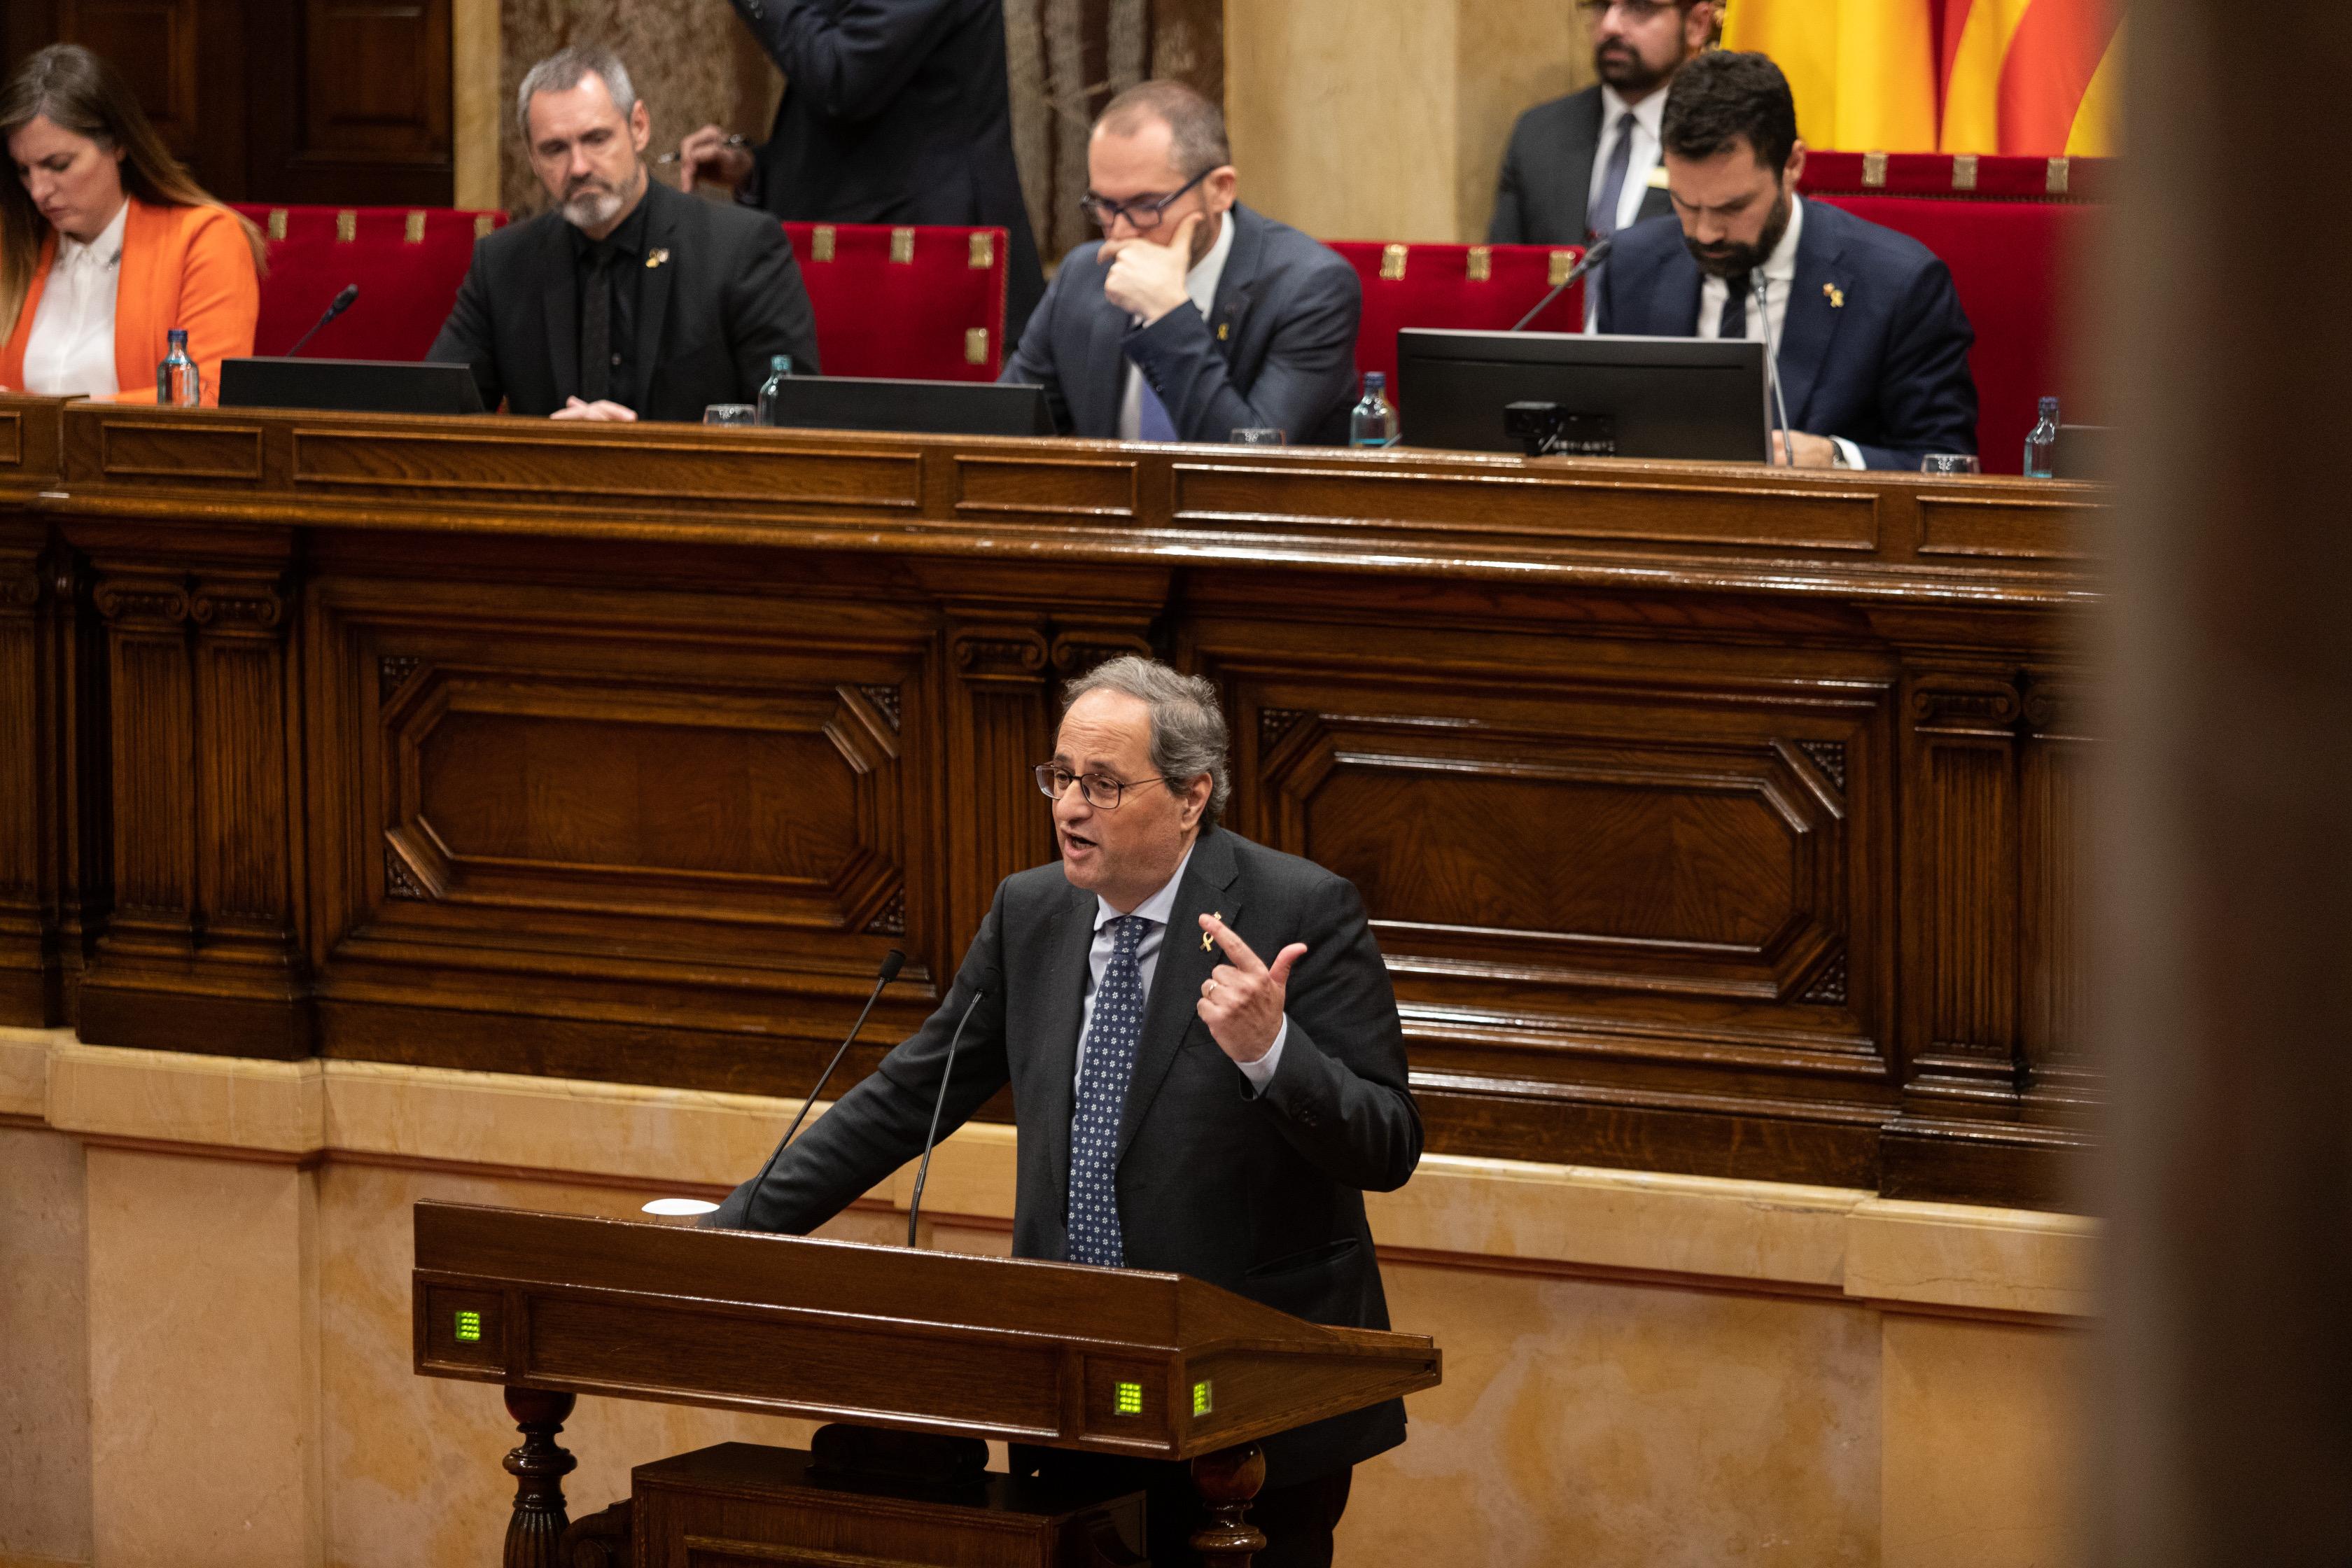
{"left": 1576, "top": 0, "right": 1687, "bottom": 18}
{"left": 1035, "top": 764, "right": 1170, "bottom": 809}
{"left": 1078, "top": 167, "right": 1212, "bottom": 232}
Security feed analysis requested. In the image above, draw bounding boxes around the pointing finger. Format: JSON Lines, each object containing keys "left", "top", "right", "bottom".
{"left": 1200, "top": 913, "right": 1266, "bottom": 975}
{"left": 1267, "top": 943, "right": 1308, "bottom": 988}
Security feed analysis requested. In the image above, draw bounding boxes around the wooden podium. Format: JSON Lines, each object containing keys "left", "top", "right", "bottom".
{"left": 412, "top": 1202, "right": 1442, "bottom": 1567}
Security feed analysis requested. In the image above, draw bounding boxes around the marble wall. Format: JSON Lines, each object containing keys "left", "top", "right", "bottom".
{"left": 0, "top": 1029, "right": 2093, "bottom": 1567}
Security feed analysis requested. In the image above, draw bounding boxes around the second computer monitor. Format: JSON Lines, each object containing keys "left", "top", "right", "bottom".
{"left": 1396, "top": 329, "right": 1770, "bottom": 462}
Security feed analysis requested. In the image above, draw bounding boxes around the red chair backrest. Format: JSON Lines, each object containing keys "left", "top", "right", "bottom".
{"left": 1800, "top": 153, "right": 2112, "bottom": 473}
{"left": 232, "top": 205, "right": 504, "bottom": 363}
{"left": 783, "top": 222, "right": 1008, "bottom": 382}
{"left": 1330, "top": 240, "right": 1589, "bottom": 407}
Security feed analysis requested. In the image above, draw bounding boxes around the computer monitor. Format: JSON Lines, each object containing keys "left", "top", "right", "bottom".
{"left": 218, "top": 357, "right": 487, "bottom": 416}
{"left": 1395, "top": 329, "right": 1770, "bottom": 462}
{"left": 755, "top": 376, "right": 1054, "bottom": 439}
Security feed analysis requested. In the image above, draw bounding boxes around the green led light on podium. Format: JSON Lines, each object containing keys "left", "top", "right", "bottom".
{"left": 1193, "top": 1380, "right": 1213, "bottom": 1416}
{"left": 454, "top": 1309, "right": 483, "bottom": 1343}
{"left": 1114, "top": 1382, "right": 1143, "bottom": 1415}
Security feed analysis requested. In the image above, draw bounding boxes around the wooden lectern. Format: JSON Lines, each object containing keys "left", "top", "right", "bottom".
{"left": 412, "top": 1202, "right": 1442, "bottom": 1567}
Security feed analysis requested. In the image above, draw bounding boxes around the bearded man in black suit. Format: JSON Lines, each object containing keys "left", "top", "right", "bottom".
{"left": 709, "top": 656, "right": 1422, "bottom": 1568}
{"left": 430, "top": 45, "right": 820, "bottom": 423}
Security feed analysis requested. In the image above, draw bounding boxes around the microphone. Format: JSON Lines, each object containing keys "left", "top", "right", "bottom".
{"left": 1752, "top": 272, "right": 1796, "bottom": 466}
{"left": 906, "top": 986, "right": 988, "bottom": 1247}
{"left": 1511, "top": 236, "right": 1613, "bottom": 332}
{"left": 285, "top": 284, "right": 359, "bottom": 358}
{"left": 734, "top": 948, "right": 905, "bottom": 1228}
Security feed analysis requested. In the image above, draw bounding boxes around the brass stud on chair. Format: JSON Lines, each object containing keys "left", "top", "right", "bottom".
{"left": 2046, "top": 155, "right": 2071, "bottom": 197}
{"left": 1548, "top": 250, "right": 1576, "bottom": 286}
{"left": 1466, "top": 246, "right": 1492, "bottom": 283}
{"left": 1863, "top": 151, "right": 1889, "bottom": 188}
{"left": 267, "top": 209, "right": 288, "bottom": 241}
{"left": 965, "top": 328, "right": 989, "bottom": 365}
{"left": 811, "top": 225, "right": 836, "bottom": 262}
{"left": 890, "top": 227, "right": 916, "bottom": 264}
{"left": 1379, "top": 243, "right": 1407, "bottom": 281}
{"left": 475, "top": 214, "right": 494, "bottom": 239}
{"left": 405, "top": 210, "right": 427, "bottom": 244}
{"left": 1952, "top": 153, "right": 1979, "bottom": 192}
{"left": 335, "top": 209, "right": 357, "bottom": 242}
{"left": 968, "top": 232, "right": 995, "bottom": 269}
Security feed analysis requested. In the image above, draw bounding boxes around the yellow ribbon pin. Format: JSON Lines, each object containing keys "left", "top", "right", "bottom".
{"left": 1203, "top": 913, "right": 1221, "bottom": 951}
{"left": 1824, "top": 282, "right": 1844, "bottom": 309}
{"left": 646, "top": 248, "right": 671, "bottom": 270}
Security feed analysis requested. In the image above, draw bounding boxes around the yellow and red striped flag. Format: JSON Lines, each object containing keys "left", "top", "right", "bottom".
{"left": 1722, "top": 0, "right": 1942, "bottom": 152}
{"left": 1938, "top": 0, "right": 2123, "bottom": 155}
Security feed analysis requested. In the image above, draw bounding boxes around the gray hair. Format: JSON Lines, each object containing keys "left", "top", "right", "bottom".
{"left": 1096, "top": 79, "right": 1231, "bottom": 180}
{"left": 516, "top": 46, "right": 637, "bottom": 139}
{"left": 1062, "top": 656, "right": 1231, "bottom": 830}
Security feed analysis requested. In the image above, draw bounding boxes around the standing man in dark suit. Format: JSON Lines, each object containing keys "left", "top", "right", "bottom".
{"left": 674, "top": 0, "right": 1046, "bottom": 341}
{"left": 1595, "top": 51, "right": 1978, "bottom": 470}
{"left": 998, "top": 80, "right": 1362, "bottom": 447}
{"left": 708, "top": 656, "right": 1422, "bottom": 1567}
{"left": 1490, "top": 0, "right": 1721, "bottom": 253}
{"left": 430, "top": 46, "right": 820, "bottom": 422}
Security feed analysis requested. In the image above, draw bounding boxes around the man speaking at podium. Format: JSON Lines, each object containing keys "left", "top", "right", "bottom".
{"left": 709, "top": 656, "right": 1420, "bottom": 1566}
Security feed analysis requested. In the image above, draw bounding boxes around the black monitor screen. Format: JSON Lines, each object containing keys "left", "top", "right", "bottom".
{"left": 759, "top": 376, "right": 1054, "bottom": 439}
{"left": 1396, "top": 329, "right": 1769, "bottom": 462}
{"left": 218, "top": 357, "right": 488, "bottom": 416}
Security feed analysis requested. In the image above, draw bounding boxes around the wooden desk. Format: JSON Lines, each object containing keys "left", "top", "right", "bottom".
{"left": 0, "top": 397, "right": 2103, "bottom": 1205}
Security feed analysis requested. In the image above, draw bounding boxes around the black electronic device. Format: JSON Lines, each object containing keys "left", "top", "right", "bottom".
{"left": 757, "top": 375, "right": 1055, "bottom": 438}
{"left": 1396, "top": 329, "right": 1769, "bottom": 461}
{"left": 218, "top": 357, "right": 487, "bottom": 416}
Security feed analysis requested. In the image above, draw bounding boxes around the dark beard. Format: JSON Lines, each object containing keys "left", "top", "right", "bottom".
{"left": 1592, "top": 38, "right": 1674, "bottom": 97}
{"left": 1684, "top": 188, "right": 1793, "bottom": 279}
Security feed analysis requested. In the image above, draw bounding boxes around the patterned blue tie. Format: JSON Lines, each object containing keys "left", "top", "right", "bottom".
{"left": 1068, "top": 915, "right": 1147, "bottom": 1266}
{"left": 1136, "top": 377, "right": 1180, "bottom": 442}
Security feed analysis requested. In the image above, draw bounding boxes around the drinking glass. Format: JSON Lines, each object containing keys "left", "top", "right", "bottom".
{"left": 704, "top": 404, "right": 757, "bottom": 426}
{"left": 1231, "top": 428, "right": 1286, "bottom": 445}
{"left": 1919, "top": 453, "right": 1982, "bottom": 475}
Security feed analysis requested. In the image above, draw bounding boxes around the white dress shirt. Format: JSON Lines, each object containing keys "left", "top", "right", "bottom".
{"left": 1076, "top": 839, "right": 1286, "bottom": 1094}
{"left": 20, "top": 199, "right": 128, "bottom": 398}
{"left": 1693, "top": 197, "right": 1864, "bottom": 470}
{"left": 1116, "top": 208, "right": 1237, "bottom": 441}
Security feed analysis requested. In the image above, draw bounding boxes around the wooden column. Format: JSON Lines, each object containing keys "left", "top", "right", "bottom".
{"left": 2097, "top": 0, "right": 2352, "bottom": 1561}
{"left": 501, "top": 1386, "right": 577, "bottom": 1568}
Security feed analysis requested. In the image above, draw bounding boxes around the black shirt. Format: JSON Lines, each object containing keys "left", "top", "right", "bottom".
{"left": 569, "top": 195, "right": 650, "bottom": 411}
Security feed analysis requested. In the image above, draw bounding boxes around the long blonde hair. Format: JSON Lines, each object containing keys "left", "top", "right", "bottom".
{"left": 1, "top": 44, "right": 266, "bottom": 342}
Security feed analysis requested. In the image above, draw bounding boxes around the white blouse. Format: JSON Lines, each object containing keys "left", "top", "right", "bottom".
{"left": 21, "top": 199, "right": 129, "bottom": 397}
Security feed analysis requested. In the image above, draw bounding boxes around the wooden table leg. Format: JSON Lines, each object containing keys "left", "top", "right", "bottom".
{"left": 502, "top": 1385, "right": 578, "bottom": 1568}
{"left": 1189, "top": 1443, "right": 1266, "bottom": 1568}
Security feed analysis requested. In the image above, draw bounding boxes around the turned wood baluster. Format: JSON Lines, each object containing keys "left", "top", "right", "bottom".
{"left": 1189, "top": 1443, "right": 1266, "bottom": 1568}
{"left": 501, "top": 1386, "right": 578, "bottom": 1568}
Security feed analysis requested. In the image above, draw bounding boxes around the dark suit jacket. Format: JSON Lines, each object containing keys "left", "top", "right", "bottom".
{"left": 708, "top": 825, "right": 1423, "bottom": 1487}
{"left": 1593, "top": 200, "right": 1980, "bottom": 470}
{"left": 729, "top": 0, "right": 1045, "bottom": 340}
{"left": 428, "top": 178, "right": 821, "bottom": 422}
{"left": 998, "top": 204, "right": 1363, "bottom": 446}
{"left": 1489, "top": 85, "right": 1675, "bottom": 246}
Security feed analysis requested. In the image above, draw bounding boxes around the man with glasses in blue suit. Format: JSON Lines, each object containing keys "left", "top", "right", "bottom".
{"left": 999, "top": 80, "right": 1363, "bottom": 447}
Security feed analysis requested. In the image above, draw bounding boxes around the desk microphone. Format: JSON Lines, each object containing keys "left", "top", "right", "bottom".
{"left": 736, "top": 947, "right": 905, "bottom": 1228}
{"left": 906, "top": 985, "right": 989, "bottom": 1247}
{"left": 1753, "top": 273, "right": 1796, "bottom": 465}
{"left": 285, "top": 284, "right": 359, "bottom": 358}
{"left": 1511, "top": 236, "right": 1612, "bottom": 332}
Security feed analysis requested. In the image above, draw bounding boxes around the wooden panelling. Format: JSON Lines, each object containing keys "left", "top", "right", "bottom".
{"left": 0, "top": 398, "right": 2104, "bottom": 1205}
{"left": 246, "top": 0, "right": 454, "bottom": 203}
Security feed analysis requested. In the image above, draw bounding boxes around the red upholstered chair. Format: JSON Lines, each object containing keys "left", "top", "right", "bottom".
{"left": 1800, "top": 153, "right": 2112, "bottom": 473}
{"left": 232, "top": 205, "right": 506, "bottom": 362}
{"left": 1331, "top": 240, "right": 1588, "bottom": 407}
{"left": 781, "top": 222, "right": 1008, "bottom": 380}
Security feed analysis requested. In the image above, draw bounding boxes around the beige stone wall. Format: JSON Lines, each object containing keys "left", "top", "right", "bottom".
{"left": 1224, "top": 0, "right": 1598, "bottom": 243}
{"left": 0, "top": 1028, "right": 2090, "bottom": 1567}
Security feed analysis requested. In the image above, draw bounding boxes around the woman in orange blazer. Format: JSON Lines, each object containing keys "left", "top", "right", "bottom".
{"left": 1, "top": 44, "right": 262, "bottom": 405}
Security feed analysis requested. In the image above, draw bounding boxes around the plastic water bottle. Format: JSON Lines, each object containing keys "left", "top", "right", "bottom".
{"left": 2022, "top": 396, "right": 2059, "bottom": 478}
{"left": 1350, "top": 372, "right": 1398, "bottom": 448}
{"left": 756, "top": 354, "right": 794, "bottom": 426}
{"left": 156, "top": 328, "right": 200, "bottom": 407}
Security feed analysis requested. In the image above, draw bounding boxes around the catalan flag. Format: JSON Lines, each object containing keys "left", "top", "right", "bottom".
{"left": 1720, "top": 0, "right": 2123, "bottom": 156}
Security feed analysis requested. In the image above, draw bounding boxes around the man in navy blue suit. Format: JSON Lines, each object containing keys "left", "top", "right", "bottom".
{"left": 1594, "top": 50, "right": 1978, "bottom": 470}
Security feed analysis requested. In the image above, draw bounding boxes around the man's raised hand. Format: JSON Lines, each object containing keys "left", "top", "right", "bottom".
{"left": 1196, "top": 911, "right": 1305, "bottom": 1065}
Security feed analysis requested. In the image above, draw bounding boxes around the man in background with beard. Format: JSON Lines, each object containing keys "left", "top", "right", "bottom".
{"left": 430, "top": 46, "right": 820, "bottom": 421}
{"left": 1594, "top": 50, "right": 1978, "bottom": 470}
{"left": 1490, "top": 0, "right": 1721, "bottom": 255}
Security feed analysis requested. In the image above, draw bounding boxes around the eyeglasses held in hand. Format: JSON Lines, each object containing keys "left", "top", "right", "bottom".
{"left": 1035, "top": 764, "right": 1170, "bottom": 808}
